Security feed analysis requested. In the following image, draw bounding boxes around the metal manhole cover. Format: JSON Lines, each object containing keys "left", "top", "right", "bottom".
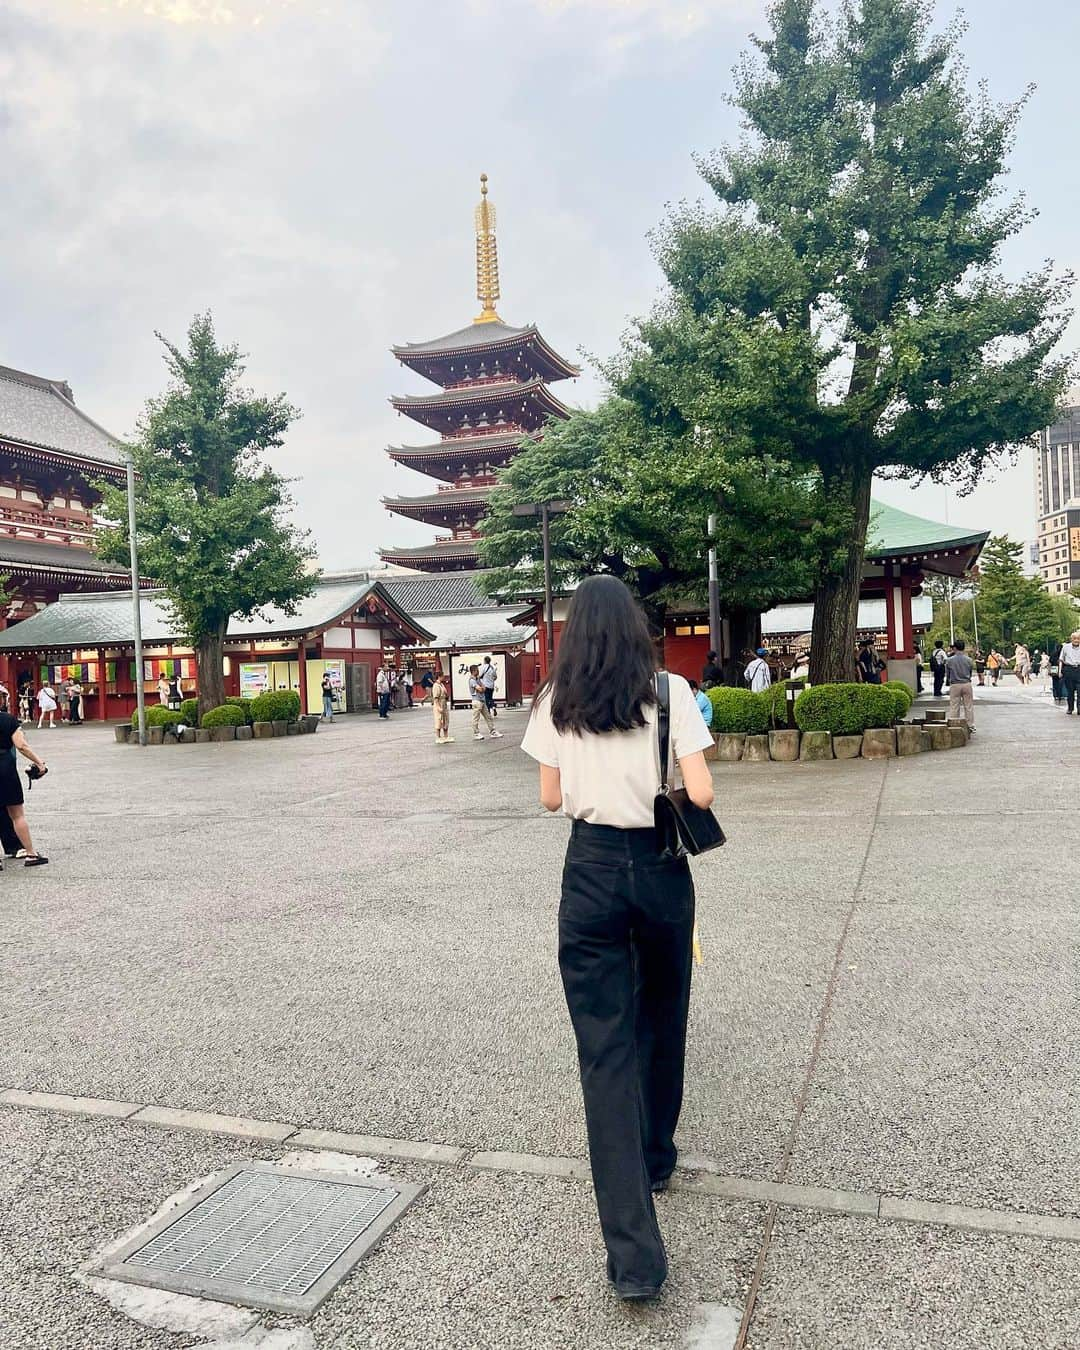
{"left": 98, "top": 1162, "right": 424, "bottom": 1316}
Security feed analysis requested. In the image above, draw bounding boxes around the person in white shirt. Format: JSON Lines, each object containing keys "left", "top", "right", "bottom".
{"left": 375, "top": 666, "right": 392, "bottom": 719}
{"left": 744, "top": 647, "right": 773, "bottom": 693}
{"left": 1060, "top": 631, "right": 1080, "bottom": 714}
{"left": 468, "top": 665, "right": 501, "bottom": 739}
{"left": 522, "top": 575, "right": 714, "bottom": 1303}
{"left": 36, "top": 683, "right": 58, "bottom": 729}
{"left": 480, "top": 656, "right": 498, "bottom": 718}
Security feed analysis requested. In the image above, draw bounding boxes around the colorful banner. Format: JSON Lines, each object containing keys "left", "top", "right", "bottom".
{"left": 239, "top": 663, "right": 271, "bottom": 698}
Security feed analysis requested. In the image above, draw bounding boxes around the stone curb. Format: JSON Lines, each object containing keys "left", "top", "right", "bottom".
{"left": 129, "top": 1105, "right": 296, "bottom": 1142}
{"left": 288, "top": 1128, "right": 466, "bottom": 1165}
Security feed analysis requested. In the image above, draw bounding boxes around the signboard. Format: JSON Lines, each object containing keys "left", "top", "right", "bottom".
{"left": 239, "top": 663, "right": 271, "bottom": 698}
{"left": 1070, "top": 526, "right": 1080, "bottom": 561}
{"left": 449, "top": 651, "right": 507, "bottom": 706}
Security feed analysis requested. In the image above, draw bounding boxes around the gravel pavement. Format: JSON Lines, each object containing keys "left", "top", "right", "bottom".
{"left": 0, "top": 686, "right": 1077, "bottom": 1347}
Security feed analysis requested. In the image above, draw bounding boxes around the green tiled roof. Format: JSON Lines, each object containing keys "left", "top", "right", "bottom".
{"left": 866, "top": 501, "right": 988, "bottom": 558}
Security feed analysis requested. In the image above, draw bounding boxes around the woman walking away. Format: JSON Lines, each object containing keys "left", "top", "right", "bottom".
{"left": 432, "top": 671, "right": 454, "bottom": 744}
{"left": 0, "top": 709, "right": 48, "bottom": 865}
{"left": 522, "top": 575, "right": 715, "bottom": 1301}
{"left": 36, "top": 682, "right": 57, "bottom": 729}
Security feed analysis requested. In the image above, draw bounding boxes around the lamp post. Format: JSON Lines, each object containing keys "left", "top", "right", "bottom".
{"left": 512, "top": 499, "right": 570, "bottom": 672}
{"left": 125, "top": 451, "right": 147, "bottom": 747}
{"left": 707, "top": 511, "right": 722, "bottom": 665}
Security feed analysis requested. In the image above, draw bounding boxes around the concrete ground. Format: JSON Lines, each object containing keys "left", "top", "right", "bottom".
{"left": 0, "top": 680, "right": 1078, "bottom": 1349}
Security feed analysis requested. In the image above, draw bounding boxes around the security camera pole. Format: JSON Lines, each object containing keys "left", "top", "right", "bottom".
{"left": 513, "top": 499, "right": 570, "bottom": 671}
{"left": 126, "top": 449, "right": 147, "bottom": 748}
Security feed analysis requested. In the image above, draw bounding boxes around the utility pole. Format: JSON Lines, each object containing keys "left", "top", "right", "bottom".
{"left": 126, "top": 451, "right": 147, "bottom": 747}
{"left": 513, "top": 499, "right": 571, "bottom": 675}
{"left": 707, "top": 512, "right": 721, "bottom": 666}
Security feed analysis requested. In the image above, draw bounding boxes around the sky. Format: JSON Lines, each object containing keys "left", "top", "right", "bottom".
{"left": 2, "top": 0, "right": 1079, "bottom": 568}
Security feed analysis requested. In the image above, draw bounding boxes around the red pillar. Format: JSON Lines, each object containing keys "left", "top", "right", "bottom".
{"left": 900, "top": 574, "right": 914, "bottom": 658}
{"left": 96, "top": 648, "right": 107, "bottom": 720}
{"left": 297, "top": 640, "right": 308, "bottom": 714}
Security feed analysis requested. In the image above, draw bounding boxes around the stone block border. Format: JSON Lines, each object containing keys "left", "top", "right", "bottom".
{"left": 708, "top": 719, "right": 971, "bottom": 764}
{"left": 116, "top": 712, "right": 321, "bottom": 748}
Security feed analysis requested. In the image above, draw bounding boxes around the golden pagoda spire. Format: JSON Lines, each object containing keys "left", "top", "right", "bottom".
{"left": 473, "top": 173, "right": 502, "bottom": 324}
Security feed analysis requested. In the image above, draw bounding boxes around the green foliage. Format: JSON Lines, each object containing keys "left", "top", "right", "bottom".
{"left": 976, "top": 535, "right": 1060, "bottom": 649}
{"left": 200, "top": 703, "right": 247, "bottom": 728}
{"left": 648, "top": 0, "right": 1070, "bottom": 680}
{"left": 794, "top": 683, "right": 900, "bottom": 734}
{"left": 95, "top": 313, "right": 318, "bottom": 715}
{"left": 131, "top": 705, "right": 183, "bottom": 730}
{"left": 761, "top": 679, "right": 804, "bottom": 728}
{"left": 706, "top": 686, "right": 770, "bottom": 735}
{"left": 884, "top": 681, "right": 914, "bottom": 720}
{"left": 179, "top": 698, "right": 200, "bottom": 726}
{"left": 226, "top": 696, "right": 255, "bottom": 725}
{"left": 249, "top": 689, "right": 301, "bottom": 723}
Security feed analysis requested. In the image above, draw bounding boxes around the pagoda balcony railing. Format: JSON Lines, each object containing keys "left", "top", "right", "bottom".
{"left": 445, "top": 375, "right": 520, "bottom": 390}
{"left": 0, "top": 505, "right": 95, "bottom": 540}
{"left": 444, "top": 423, "right": 522, "bottom": 440}
{"left": 437, "top": 478, "right": 496, "bottom": 492}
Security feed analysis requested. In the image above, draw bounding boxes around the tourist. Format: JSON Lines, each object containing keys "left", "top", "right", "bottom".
{"left": 468, "top": 664, "right": 500, "bottom": 740}
{"left": 1060, "top": 631, "right": 1080, "bottom": 713}
{"left": 17, "top": 685, "right": 31, "bottom": 725}
{"left": 68, "top": 678, "right": 83, "bottom": 726}
{"left": 480, "top": 656, "right": 498, "bottom": 718}
{"left": 168, "top": 674, "right": 182, "bottom": 710}
{"left": 744, "top": 647, "right": 772, "bottom": 693}
{"left": 0, "top": 680, "right": 9, "bottom": 714}
{"left": 321, "top": 671, "right": 335, "bottom": 721}
{"left": 36, "top": 682, "right": 58, "bottom": 730}
{"left": 432, "top": 671, "right": 454, "bottom": 744}
{"left": 1013, "top": 642, "right": 1031, "bottom": 685}
{"left": 376, "top": 666, "right": 392, "bottom": 719}
{"left": 419, "top": 669, "right": 436, "bottom": 702}
{"left": 689, "top": 678, "right": 713, "bottom": 728}
{"left": 157, "top": 673, "right": 170, "bottom": 705}
{"left": 856, "top": 639, "right": 880, "bottom": 684}
{"left": 701, "top": 650, "right": 722, "bottom": 690}
{"left": 0, "top": 709, "right": 48, "bottom": 866}
{"left": 974, "top": 648, "right": 986, "bottom": 687}
{"left": 946, "top": 638, "right": 975, "bottom": 733}
{"left": 930, "top": 640, "right": 947, "bottom": 697}
{"left": 790, "top": 651, "right": 810, "bottom": 680}
{"left": 1047, "top": 639, "right": 1065, "bottom": 703}
{"left": 1039, "top": 649, "right": 1051, "bottom": 692}
{"left": 521, "top": 574, "right": 714, "bottom": 1301}
{"left": 986, "top": 648, "right": 1003, "bottom": 686}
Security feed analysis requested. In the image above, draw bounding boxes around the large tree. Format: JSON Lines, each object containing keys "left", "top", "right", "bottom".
{"left": 97, "top": 314, "right": 316, "bottom": 716}
{"left": 974, "top": 535, "right": 1059, "bottom": 650}
{"left": 654, "top": 0, "right": 1070, "bottom": 682}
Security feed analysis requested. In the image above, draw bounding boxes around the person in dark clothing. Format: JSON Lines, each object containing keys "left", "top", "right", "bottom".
{"left": 930, "top": 639, "right": 948, "bottom": 697}
{"left": 1048, "top": 639, "right": 1065, "bottom": 704}
{"left": 0, "top": 712, "right": 48, "bottom": 865}
{"left": 701, "top": 651, "right": 722, "bottom": 690}
{"left": 857, "top": 640, "right": 880, "bottom": 684}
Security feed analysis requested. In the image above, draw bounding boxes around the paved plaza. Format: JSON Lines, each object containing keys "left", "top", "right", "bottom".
{"left": 1, "top": 685, "right": 1078, "bottom": 1349}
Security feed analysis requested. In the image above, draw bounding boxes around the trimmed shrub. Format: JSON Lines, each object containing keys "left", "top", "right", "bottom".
{"left": 131, "top": 705, "right": 183, "bottom": 730}
{"left": 762, "top": 679, "right": 805, "bottom": 728}
{"left": 226, "top": 696, "right": 255, "bottom": 725}
{"left": 201, "top": 703, "right": 247, "bottom": 729}
{"left": 249, "top": 689, "right": 302, "bottom": 723}
{"left": 884, "top": 680, "right": 914, "bottom": 720}
{"left": 179, "top": 698, "right": 199, "bottom": 726}
{"left": 706, "top": 686, "right": 770, "bottom": 735}
{"left": 794, "top": 683, "right": 901, "bottom": 735}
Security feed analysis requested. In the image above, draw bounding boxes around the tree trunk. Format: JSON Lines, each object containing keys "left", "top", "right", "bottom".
{"left": 196, "top": 621, "right": 228, "bottom": 718}
{"left": 809, "top": 466, "right": 874, "bottom": 685}
{"left": 722, "top": 607, "right": 762, "bottom": 686}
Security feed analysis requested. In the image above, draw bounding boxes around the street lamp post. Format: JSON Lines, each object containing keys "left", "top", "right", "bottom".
{"left": 126, "top": 451, "right": 147, "bottom": 748}
{"left": 707, "top": 511, "right": 722, "bottom": 665}
{"left": 512, "top": 499, "right": 570, "bottom": 672}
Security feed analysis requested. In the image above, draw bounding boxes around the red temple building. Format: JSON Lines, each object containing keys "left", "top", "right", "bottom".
{"left": 380, "top": 175, "right": 578, "bottom": 571}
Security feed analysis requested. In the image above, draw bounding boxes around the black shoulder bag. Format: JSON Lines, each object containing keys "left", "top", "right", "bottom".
{"left": 653, "top": 672, "right": 726, "bottom": 859}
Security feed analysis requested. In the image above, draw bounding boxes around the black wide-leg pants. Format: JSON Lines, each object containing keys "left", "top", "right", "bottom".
{"left": 558, "top": 819, "right": 695, "bottom": 1293}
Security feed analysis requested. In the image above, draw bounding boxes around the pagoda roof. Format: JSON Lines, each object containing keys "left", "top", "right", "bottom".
{"left": 0, "top": 539, "right": 133, "bottom": 581}
{"left": 0, "top": 364, "right": 127, "bottom": 473}
{"left": 379, "top": 571, "right": 495, "bottom": 613}
{"left": 378, "top": 539, "right": 481, "bottom": 569}
{"left": 388, "top": 431, "right": 529, "bottom": 462}
{"left": 392, "top": 321, "right": 578, "bottom": 381}
{"left": 383, "top": 486, "right": 492, "bottom": 519}
{"left": 390, "top": 378, "right": 571, "bottom": 433}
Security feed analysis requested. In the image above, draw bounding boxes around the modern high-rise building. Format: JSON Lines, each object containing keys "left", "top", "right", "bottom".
{"left": 1034, "top": 390, "right": 1080, "bottom": 594}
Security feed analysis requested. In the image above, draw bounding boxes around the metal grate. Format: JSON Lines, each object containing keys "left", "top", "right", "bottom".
{"left": 99, "top": 1163, "right": 424, "bottom": 1316}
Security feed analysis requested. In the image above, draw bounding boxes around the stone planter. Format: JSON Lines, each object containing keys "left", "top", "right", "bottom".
{"left": 833, "top": 735, "right": 863, "bottom": 760}
{"left": 928, "top": 725, "right": 953, "bottom": 751}
{"left": 209, "top": 725, "right": 236, "bottom": 743}
{"left": 744, "top": 734, "right": 771, "bottom": 763}
{"left": 947, "top": 719, "right": 971, "bottom": 741}
{"left": 947, "top": 726, "right": 968, "bottom": 748}
{"left": 299, "top": 714, "right": 320, "bottom": 734}
{"left": 195, "top": 728, "right": 211, "bottom": 744}
{"left": 896, "top": 725, "right": 926, "bottom": 757}
{"left": 114, "top": 725, "right": 131, "bottom": 744}
{"left": 148, "top": 727, "right": 164, "bottom": 746}
{"left": 236, "top": 725, "right": 253, "bottom": 741}
{"left": 286, "top": 722, "right": 301, "bottom": 736}
{"left": 253, "top": 721, "right": 274, "bottom": 739}
{"left": 862, "top": 728, "right": 896, "bottom": 759}
{"left": 924, "top": 710, "right": 947, "bottom": 724}
{"left": 272, "top": 720, "right": 287, "bottom": 737}
{"left": 919, "top": 730, "right": 932, "bottom": 753}
{"left": 768, "top": 730, "right": 800, "bottom": 762}
{"left": 800, "top": 731, "right": 833, "bottom": 761}
{"left": 716, "top": 733, "right": 746, "bottom": 762}
{"left": 702, "top": 736, "right": 720, "bottom": 763}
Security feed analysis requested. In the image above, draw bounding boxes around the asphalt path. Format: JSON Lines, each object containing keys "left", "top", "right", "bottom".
{"left": 0, "top": 684, "right": 1077, "bottom": 1348}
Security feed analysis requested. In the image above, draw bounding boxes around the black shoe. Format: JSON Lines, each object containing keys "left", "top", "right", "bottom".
{"left": 650, "top": 1175, "right": 671, "bottom": 1194}
{"left": 606, "top": 1255, "right": 665, "bottom": 1301}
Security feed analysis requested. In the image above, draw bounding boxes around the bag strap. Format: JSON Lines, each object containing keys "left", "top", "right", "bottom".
{"left": 656, "top": 671, "right": 671, "bottom": 793}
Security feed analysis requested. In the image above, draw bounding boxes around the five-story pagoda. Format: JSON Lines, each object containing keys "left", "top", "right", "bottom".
{"left": 381, "top": 175, "right": 578, "bottom": 571}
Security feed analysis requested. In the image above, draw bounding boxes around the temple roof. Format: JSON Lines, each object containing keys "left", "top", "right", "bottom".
{"left": 403, "top": 608, "right": 535, "bottom": 651}
{"left": 0, "top": 364, "right": 127, "bottom": 471}
{"left": 388, "top": 431, "right": 528, "bottom": 460}
{"left": 379, "top": 571, "right": 494, "bottom": 613}
{"left": 0, "top": 578, "right": 433, "bottom": 652}
{"left": 378, "top": 539, "right": 481, "bottom": 570}
{"left": 865, "top": 501, "right": 989, "bottom": 576}
{"left": 0, "top": 539, "right": 132, "bottom": 579}
{"left": 390, "top": 378, "right": 570, "bottom": 415}
{"left": 383, "top": 486, "right": 491, "bottom": 516}
{"left": 392, "top": 321, "right": 578, "bottom": 382}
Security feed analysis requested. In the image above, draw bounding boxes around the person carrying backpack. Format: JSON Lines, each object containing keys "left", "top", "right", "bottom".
{"left": 930, "top": 640, "right": 948, "bottom": 697}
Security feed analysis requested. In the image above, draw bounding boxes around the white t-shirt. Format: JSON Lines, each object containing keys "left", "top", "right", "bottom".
{"left": 521, "top": 673, "right": 714, "bottom": 829}
{"left": 744, "top": 657, "right": 772, "bottom": 693}
{"left": 1060, "top": 643, "right": 1080, "bottom": 668}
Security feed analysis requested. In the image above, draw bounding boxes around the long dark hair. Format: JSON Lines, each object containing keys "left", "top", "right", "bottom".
{"left": 541, "top": 575, "right": 657, "bottom": 734}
